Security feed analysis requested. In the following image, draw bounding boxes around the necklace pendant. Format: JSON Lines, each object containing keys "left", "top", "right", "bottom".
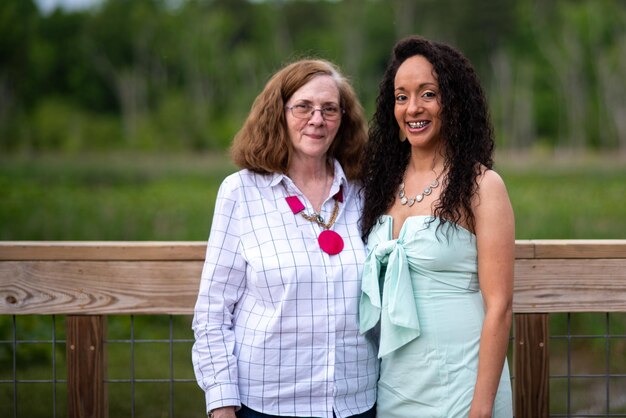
{"left": 400, "top": 196, "right": 408, "bottom": 205}
{"left": 415, "top": 194, "right": 424, "bottom": 203}
{"left": 423, "top": 187, "right": 432, "bottom": 196}
{"left": 407, "top": 198, "right": 415, "bottom": 207}
{"left": 319, "top": 230, "right": 344, "bottom": 255}
{"left": 315, "top": 214, "right": 325, "bottom": 224}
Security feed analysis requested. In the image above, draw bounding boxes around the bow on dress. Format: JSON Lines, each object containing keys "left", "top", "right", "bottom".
{"left": 359, "top": 238, "right": 421, "bottom": 358}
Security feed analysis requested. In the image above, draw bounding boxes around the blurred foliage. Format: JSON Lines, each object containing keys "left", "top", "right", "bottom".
{"left": 1, "top": 0, "right": 626, "bottom": 154}
{"left": 0, "top": 152, "right": 234, "bottom": 240}
{"left": 1, "top": 152, "right": 625, "bottom": 241}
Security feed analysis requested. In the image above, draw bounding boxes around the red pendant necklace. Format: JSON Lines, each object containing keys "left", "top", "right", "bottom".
{"left": 285, "top": 188, "right": 345, "bottom": 255}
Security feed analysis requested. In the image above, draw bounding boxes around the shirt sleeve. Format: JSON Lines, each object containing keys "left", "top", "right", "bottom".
{"left": 192, "top": 174, "right": 247, "bottom": 413}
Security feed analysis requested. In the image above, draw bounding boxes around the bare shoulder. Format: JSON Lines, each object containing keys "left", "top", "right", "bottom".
{"left": 473, "top": 167, "right": 514, "bottom": 227}
{"left": 475, "top": 167, "right": 510, "bottom": 201}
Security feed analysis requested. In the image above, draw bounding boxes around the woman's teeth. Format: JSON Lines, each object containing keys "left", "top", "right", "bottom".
{"left": 408, "top": 121, "right": 428, "bottom": 129}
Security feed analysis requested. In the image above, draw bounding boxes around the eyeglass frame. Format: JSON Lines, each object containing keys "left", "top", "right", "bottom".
{"left": 285, "top": 103, "right": 345, "bottom": 121}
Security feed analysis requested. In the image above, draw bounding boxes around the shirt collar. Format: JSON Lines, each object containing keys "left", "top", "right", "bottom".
{"left": 269, "top": 159, "right": 348, "bottom": 193}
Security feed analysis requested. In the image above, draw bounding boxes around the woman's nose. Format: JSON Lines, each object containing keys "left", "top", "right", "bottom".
{"left": 407, "top": 97, "right": 423, "bottom": 115}
{"left": 308, "top": 108, "right": 326, "bottom": 124}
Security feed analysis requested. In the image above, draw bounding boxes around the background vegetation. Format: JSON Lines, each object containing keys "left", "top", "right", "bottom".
{"left": 1, "top": 0, "right": 626, "bottom": 154}
{"left": 1, "top": 151, "right": 626, "bottom": 241}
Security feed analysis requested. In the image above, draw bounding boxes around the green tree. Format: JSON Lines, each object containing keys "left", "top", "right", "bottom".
{"left": 0, "top": 0, "right": 39, "bottom": 149}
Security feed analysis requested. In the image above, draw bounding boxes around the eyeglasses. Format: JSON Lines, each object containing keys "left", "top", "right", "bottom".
{"left": 285, "top": 103, "right": 344, "bottom": 121}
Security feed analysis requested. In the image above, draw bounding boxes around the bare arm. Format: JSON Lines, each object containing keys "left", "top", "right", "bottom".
{"left": 469, "top": 169, "right": 515, "bottom": 418}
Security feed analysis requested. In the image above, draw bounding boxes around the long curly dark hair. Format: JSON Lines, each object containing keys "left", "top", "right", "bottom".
{"left": 360, "top": 35, "right": 494, "bottom": 241}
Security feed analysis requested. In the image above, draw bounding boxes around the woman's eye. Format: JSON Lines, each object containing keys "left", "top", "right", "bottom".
{"left": 294, "top": 104, "right": 310, "bottom": 110}
{"left": 423, "top": 91, "right": 436, "bottom": 99}
{"left": 395, "top": 94, "right": 407, "bottom": 102}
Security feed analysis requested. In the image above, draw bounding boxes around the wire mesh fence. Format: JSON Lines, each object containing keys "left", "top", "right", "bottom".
{"left": 1, "top": 313, "right": 625, "bottom": 417}
{"left": 548, "top": 312, "right": 626, "bottom": 416}
{"left": 0, "top": 314, "right": 203, "bottom": 418}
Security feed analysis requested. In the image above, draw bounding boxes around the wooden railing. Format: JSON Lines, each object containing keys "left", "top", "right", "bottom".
{"left": 2, "top": 240, "right": 626, "bottom": 418}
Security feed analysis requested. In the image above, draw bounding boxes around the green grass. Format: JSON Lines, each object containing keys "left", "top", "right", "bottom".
{"left": 497, "top": 153, "right": 626, "bottom": 239}
{"left": 0, "top": 153, "right": 236, "bottom": 241}
{"left": 1, "top": 151, "right": 625, "bottom": 416}
{"left": 1, "top": 151, "right": 625, "bottom": 240}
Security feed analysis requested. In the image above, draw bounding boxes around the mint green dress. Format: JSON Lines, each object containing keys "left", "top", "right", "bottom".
{"left": 360, "top": 216, "right": 512, "bottom": 418}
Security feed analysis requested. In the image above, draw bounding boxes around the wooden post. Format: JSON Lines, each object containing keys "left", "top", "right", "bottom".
{"left": 67, "top": 315, "right": 108, "bottom": 418}
{"left": 514, "top": 313, "right": 549, "bottom": 418}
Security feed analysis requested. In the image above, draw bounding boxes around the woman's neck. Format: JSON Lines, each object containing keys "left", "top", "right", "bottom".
{"left": 406, "top": 150, "right": 444, "bottom": 177}
{"left": 288, "top": 158, "right": 333, "bottom": 213}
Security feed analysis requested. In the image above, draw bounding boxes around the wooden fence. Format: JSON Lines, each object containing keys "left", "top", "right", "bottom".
{"left": 1, "top": 240, "right": 626, "bottom": 418}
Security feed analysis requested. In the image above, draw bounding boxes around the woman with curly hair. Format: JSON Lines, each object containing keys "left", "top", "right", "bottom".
{"left": 359, "top": 36, "right": 514, "bottom": 417}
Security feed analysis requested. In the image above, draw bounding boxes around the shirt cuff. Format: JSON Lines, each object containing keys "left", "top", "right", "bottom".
{"left": 206, "top": 383, "right": 241, "bottom": 413}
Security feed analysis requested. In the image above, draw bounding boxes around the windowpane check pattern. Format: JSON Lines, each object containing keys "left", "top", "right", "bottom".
{"left": 191, "top": 163, "right": 378, "bottom": 418}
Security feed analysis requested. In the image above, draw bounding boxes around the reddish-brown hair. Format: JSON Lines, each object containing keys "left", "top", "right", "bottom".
{"left": 230, "top": 59, "right": 367, "bottom": 180}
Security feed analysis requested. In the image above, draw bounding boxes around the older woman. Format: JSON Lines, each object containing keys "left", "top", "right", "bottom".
{"left": 192, "top": 59, "right": 378, "bottom": 418}
{"left": 359, "top": 36, "right": 514, "bottom": 417}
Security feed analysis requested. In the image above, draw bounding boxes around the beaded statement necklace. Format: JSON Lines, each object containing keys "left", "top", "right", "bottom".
{"left": 398, "top": 178, "right": 440, "bottom": 207}
{"left": 285, "top": 187, "right": 344, "bottom": 255}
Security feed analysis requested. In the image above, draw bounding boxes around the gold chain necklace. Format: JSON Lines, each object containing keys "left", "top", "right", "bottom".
{"left": 300, "top": 199, "right": 339, "bottom": 229}
{"left": 284, "top": 186, "right": 345, "bottom": 255}
{"left": 398, "top": 178, "right": 440, "bottom": 207}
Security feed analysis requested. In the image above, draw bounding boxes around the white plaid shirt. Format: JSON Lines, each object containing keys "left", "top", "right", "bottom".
{"left": 192, "top": 161, "right": 379, "bottom": 418}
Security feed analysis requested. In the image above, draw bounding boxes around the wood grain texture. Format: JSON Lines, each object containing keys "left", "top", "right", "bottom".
{"left": 514, "top": 241, "right": 536, "bottom": 259}
{"left": 514, "top": 313, "right": 549, "bottom": 418}
{"left": 1, "top": 261, "right": 202, "bottom": 314}
{"left": 0, "top": 241, "right": 207, "bottom": 261}
{"left": 3, "top": 241, "right": 626, "bottom": 315}
{"left": 2, "top": 240, "right": 624, "bottom": 260}
{"left": 530, "top": 239, "right": 626, "bottom": 259}
{"left": 67, "top": 315, "right": 108, "bottom": 418}
{"left": 513, "top": 259, "right": 626, "bottom": 312}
